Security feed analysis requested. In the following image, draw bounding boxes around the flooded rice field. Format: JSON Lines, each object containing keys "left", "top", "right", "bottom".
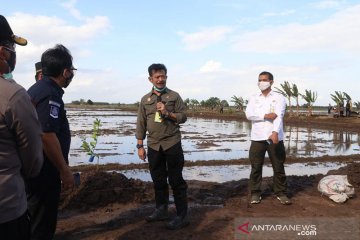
{"left": 68, "top": 109, "right": 360, "bottom": 165}
{"left": 119, "top": 161, "right": 348, "bottom": 183}
{"left": 67, "top": 109, "right": 360, "bottom": 181}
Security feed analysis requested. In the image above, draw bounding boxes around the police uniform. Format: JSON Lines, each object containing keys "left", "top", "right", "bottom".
{"left": 26, "top": 76, "right": 71, "bottom": 240}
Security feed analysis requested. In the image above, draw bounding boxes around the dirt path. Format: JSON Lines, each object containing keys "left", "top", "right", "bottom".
{"left": 56, "top": 162, "right": 360, "bottom": 240}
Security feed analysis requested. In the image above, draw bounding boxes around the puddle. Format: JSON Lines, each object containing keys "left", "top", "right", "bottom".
{"left": 119, "top": 162, "right": 347, "bottom": 183}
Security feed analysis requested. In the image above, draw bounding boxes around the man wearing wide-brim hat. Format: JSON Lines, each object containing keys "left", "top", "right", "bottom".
{"left": 0, "top": 15, "right": 44, "bottom": 240}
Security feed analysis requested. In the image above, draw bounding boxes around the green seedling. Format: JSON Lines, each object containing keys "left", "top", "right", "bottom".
{"left": 81, "top": 118, "right": 102, "bottom": 165}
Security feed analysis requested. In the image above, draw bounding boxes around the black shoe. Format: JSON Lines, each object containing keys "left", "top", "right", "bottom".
{"left": 166, "top": 215, "right": 190, "bottom": 230}
{"left": 145, "top": 206, "right": 169, "bottom": 222}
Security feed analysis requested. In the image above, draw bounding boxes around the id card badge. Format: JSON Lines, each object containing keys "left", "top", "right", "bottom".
{"left": 154, "top": 111, "right": 163, "bottom": 123}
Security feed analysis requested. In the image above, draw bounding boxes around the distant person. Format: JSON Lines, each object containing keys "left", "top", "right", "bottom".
{"left": 26, "top": 44, "right": 76, "bottom": 240}
{"left": 35, "top": 61, "right": 42, "bottom": 81}
{"left": 0, "top": 15, "right": 44, "bottom": 240}
{"left": 245, "top": 71, "right": 291, "bottom": 205}
{"left": 339, "top": 104, "right": 344, "bottom": 117}
{"left": 346, "top": 100, "right": 351, "bottom": 117}
{"left": 219, "top": 104, "right": 224, "bottom": 114}
{"left": 328, "top": 104, "right": 332, "bottom": 114}
{"left": 136, "top": 63, "right": 189, "bottom": 230}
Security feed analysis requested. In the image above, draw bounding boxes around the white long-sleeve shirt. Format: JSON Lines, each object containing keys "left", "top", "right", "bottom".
{"left": 245, "top": 90, "right": 286, "bottom": 141}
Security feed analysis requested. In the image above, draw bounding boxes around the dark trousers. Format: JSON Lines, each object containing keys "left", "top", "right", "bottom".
{"left": 27, "top": 186, "right": 61, "bottom": 240}
{"left": 346, "top": 108, "right": 351, "bottom": 117}
{"left": 249, "top": 140, "right": 287, "bottom": 195}
{"left": 0, "top": 211, "right": 30, "bottom": 240}
{"left": 148, "top": 142, "right": 188, "bottom": 216}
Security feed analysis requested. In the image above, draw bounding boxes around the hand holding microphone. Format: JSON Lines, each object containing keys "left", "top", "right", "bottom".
{"left": 156, "top": 95, "right": 169, "bottom": 118}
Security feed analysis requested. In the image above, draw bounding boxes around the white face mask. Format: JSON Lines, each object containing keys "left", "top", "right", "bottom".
{"left": 258, "top": 81, "right": 271, "bottom": 91}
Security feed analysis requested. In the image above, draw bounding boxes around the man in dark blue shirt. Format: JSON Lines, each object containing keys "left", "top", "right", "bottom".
{"left": 27, "top": 44, "right": 76, "bottom": 240}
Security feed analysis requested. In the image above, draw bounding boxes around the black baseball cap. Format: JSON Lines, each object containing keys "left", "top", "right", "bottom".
{"left": 0, "top": 15, "right": 27, "bottom": 46}
{"left": 35, "top": 62, "right": 42, "bottom": 72}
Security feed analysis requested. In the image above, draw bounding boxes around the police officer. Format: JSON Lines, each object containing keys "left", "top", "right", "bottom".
{"left": 136, "top": 63, "right": 189, "bottom": 230}
{"left": 0, "top": 15, "right": 43, "bottom": 240}
{"left": 26, "top": 44, "right": 76, "bottom": 240}
{"left": 35, "top": 61, "right": 42, "bottom": 81}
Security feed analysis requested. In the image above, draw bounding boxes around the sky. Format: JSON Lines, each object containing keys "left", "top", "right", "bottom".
{"left": 4, "top": 0, "right": 360, "bottom": 106}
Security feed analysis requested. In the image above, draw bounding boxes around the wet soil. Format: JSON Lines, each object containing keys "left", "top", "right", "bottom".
{"left": 56, "top": 113, "right": 360, "bottom": 240}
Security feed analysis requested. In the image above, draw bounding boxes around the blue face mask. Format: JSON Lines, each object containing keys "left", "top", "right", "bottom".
{"left": 2, "top": 72, "right": 13, "bottom": 80}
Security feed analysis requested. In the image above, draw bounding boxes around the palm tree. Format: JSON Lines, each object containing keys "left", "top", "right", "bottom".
{"left": 353, "top": 101, "right": 360, "bottom": 110}
{"left": 189, "top": 99, "right": 199, "bottom": 111}
{"left": 343, "top": 92, "right": 351, "bottom": 101}
{"left": 291, "top": 83, "right": 300, "bottom": 116}
{"left": 231, "top": 95, "right": 246, "bottom": 111}
{"left": 301, "top": 89, "right": 317, "bottom": 116}
{"left": 275, "top": 81, "right": 293, "bottom": 115}
{"left": 330, "top": 91, "right": 347, "bottom": 116}
{"left": 330, "top": 91, "right": 345, "bottom": 108}
{"left": 204, "top": 97, "right": 220, "bottom": 111}
{"left": 184, "top": 98, "right": 190, "bottom": 108}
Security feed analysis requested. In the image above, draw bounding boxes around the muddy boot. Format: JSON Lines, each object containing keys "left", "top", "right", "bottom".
{"left": 145, "top": 205, "right": 169, "bottom": 222}
{"left": 166, "top": 213, "right": 190, "bottom": 230}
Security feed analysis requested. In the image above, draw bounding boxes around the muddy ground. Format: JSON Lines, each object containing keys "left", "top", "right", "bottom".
{"left": 56, "top": 114, "right": 360, "bottom": 240}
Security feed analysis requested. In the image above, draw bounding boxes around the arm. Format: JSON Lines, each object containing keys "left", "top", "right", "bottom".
{"left": 269, "top": 95, "right": 286, "bottom": 143}
{"left": 136, "top": 101, "right": 147, "bottom": 161}
{"left": 7, "top": 89, "right": 43, "bottom": 178}
{"left": 245, "top": 95, "right": 265, "bottom": 121}
{"left": 272, "top": 95, "right": 286, "bottom": 133}
{"left": 42, "top": 132, "right": 74, "bottom": 188}
{"left": 158, "top": 94, "right": 187, "bottom": 124}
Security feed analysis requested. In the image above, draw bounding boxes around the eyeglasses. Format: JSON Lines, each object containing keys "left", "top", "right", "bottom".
{"left": 69, "top": 67, "right": 77, "bottom": 73}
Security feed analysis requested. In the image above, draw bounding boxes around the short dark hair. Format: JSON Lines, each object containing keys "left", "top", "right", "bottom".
{"left": 41, "top": 44, "right": 73, "bottom": 77}
{"left": 259, "top": 71, "right": 273, "bottom": 81}
{"left": 148, "top": 63, "right": 167, "bottom": 76}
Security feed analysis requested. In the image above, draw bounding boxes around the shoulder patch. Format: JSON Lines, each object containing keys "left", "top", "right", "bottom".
{"left": 49, "top": 100, "right": 61, "bottom": 118}
{"left": 49, "top": 100, "right": 61, "bottom": 107}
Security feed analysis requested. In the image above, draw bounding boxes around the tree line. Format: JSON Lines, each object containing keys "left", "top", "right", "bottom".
{"left": 184, "top": 81, "right": 360, "bottom": 116}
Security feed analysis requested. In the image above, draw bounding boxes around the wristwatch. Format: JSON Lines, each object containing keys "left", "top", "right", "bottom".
{"left": 136, "top": 144, "right": 144, "bottom": 149}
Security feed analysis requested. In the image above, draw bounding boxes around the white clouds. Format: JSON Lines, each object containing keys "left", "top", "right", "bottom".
{"left": 61, "top": 0, "right": 83, "bottom": 20}
{"left": 232, "top": 4, "right": 360, "bottom": 54}
{"left": 311, "top": 0, "right": 346, "bottom": 9}
{"left": 263, "top": 9, "right": 296, "bottom": 17}
{"left": 177, "top": 26, "right": 233, "bottom": 51}
{"left": 9, "top": 13, "right": 110, "bottom": 49}
{"left": 199, "top": 60, "right": 224, "bottom": 73}
{"left": 7, "top": 10, "right": 111, "bottom": 100}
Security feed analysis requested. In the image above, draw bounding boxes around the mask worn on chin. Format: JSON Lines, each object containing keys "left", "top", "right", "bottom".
{"left": 3, "top": 72, "right": 13, "bottom": 80}
{"left": 258, "top": 81, "right": 271, "bottom": 91}
{"left": 153, "top": 85, "right": 167, "bottom": 93}
{"left": 6, "top": 51, "right": 16, "bottom": 72}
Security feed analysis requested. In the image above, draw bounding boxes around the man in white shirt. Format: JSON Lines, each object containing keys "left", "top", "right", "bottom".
{"left": 245, "top": 71, "right": 291, "bottom": 205}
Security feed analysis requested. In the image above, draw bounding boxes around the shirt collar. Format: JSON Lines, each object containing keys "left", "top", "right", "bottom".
{"left": 147, "top": 87, "right": 169, "bottom": 97}
{"left": 43, "top": 76, "right": 64, "bottom": 95}
{"left": 259, "top": 89, "right": 274, "bottom": 96}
